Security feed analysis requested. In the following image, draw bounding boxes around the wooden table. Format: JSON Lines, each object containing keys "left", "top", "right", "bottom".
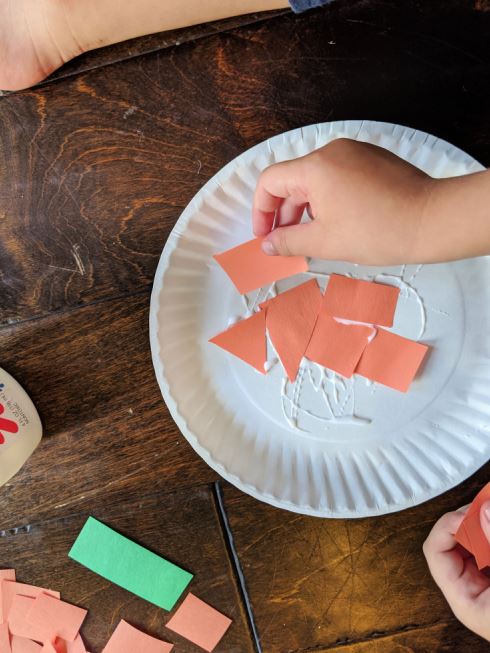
{"left": 0, "top": 2, "right": 489, "bottom": 651}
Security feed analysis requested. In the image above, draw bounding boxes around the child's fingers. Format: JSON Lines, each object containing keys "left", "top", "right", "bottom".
{"left": 276, "top": 196, "right": 307, "bottom": 228}
{"left": 261, "top": 222, "right": 320, "bottom": 258}
{"left": 480, "top": 500, "right": 490, "bottom": 544}
{"left": 423, "top": 511, "right": 466, "bottom": 586}
{"left": 253, "top": 158, "right": 309, "bottom": 236}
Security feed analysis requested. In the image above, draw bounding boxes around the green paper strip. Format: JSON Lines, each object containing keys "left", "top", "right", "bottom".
{"left": 68, "top": 517, "right": 192, "bottom": 611}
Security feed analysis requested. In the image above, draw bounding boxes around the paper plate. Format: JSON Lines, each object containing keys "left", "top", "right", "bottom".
{"left": 150, "top": 120, "right": 490, "bottom": 518}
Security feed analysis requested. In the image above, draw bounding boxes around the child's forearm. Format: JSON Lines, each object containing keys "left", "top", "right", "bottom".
{"left": 418, "top": 169, "right": 490, "bottom": 262}
{"left": 68, "top": 0, "right": 290, "bottom": 54}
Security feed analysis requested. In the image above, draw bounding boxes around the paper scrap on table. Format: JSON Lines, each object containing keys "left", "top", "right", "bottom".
{"left": 166, "top": 593, "right": 231, "bottom": 653}
{"left": 68, "top": 517, "right": 192, "bottom": 611}
{"left": 264, "top": 279, "right": 323, "bottom": 382}
{"left": 306, "top": 310, "right": 373, "bottom": 378}
{"left": 355, "top": 328, "right": 428, "bottom": 392}
{"left": 0, "top": 622, "right": 11, "bottom": 653}
{"left": 64, "top": 635, "right": 88, "bottom": 653}
{"left": 209, "top": 311, "right": 266, "bottom": 374}
{"left": 27, "top": 593, "right": 87, "bottom": 643}
{"left": 11, "top": 636, "right": 42, "bottom": 653}
{"left": 102, "top": 620, "right": 173, "bottom": 653}
{"left": 455, "top": 482, "right": 490, "bottom": 570}
{"left": 323, "top": 274, "right": 400, "bottom": 327}
{"left": 8, "top": 595, "right": 54, "bottom": 643}
{"left": 1, "top": 582, "right": 60, "bottom": 625}
{"left": 213, "top": 237, "right": 308, "bottom": 294}
{"left": 0, "top": 570, "right": 15, "bottom": 582}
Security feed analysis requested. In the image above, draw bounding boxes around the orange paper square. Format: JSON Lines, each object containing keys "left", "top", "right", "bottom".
{"left": 166, "top": 593, "right": 232, "bottom": 653}
{"left": 27, "top": 594, "right": 87, "bottom": 644}
{"left": 213, "top": 238, "right": 308, "bottom": 294}
{"left": 0, "top": 571, "right": 15, "bottom": 583}
{"left": 9, "top": 595, "right": 54, "bottom": 643}
{"left": 323, "top": 275, "right": 400, "bottom": 327}
{"left": 355, "top": 328, "right": 428, "bottom": 392}
{"left": 306, "top": 312, "right": 373, "bottom": 378}
{"left": 265, "top": 279, "right": 323, "bottom": 382}
{"left": 455, "top": 482, "right": 490, "bottom": 570}
{"left": 102, "top": 620, "right": 173, "bottom": 653}
{"left": 209, "top": 311, "right": 266, "bottom": 374}
{"left": 1, "top": 582, "right": 60, "bottom": 624}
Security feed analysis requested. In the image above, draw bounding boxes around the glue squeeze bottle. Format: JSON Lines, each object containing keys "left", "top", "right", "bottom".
{"left": 0, "top": 368, "right": 42, "bottom": 486}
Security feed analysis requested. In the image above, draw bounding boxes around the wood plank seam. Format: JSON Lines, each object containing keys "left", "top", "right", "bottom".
{"left": 289, "top": 619, "right": 448, "bottom": 653}
{"left": 213, "top": 480, "right": 263, "bottom": 653}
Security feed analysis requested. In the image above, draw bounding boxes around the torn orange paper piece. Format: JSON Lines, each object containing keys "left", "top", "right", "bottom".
{"left": 214, "top": 238, "right": 308, "bottom": 294}
{"left": 0, "top": 570, "right": 15, "bottom": 582}
{"left": 1, "top": 582, "right": 60, "bottom": 624}
{"left": 209, "top": 311, "right": 266, "bottom": 374}
{"left": 355, "top": 329, "right": 428, "bottom": 392}
{"left": 166, "top": 593, "right": 232, "bottom": 653}
{"left": 323, "top": 275, "right": 400, "bottom": 327}
{"left": 455, "top": 482, "right": 490, "bottom": 570}
{"left": 11, "top": 637, "right": 42, "bottom": 653}
{"left": 101, "top": 620, "right": 173, "bottom": 653}
{"left": 8, "top": 595, "right": 54, "bottom": 643}
{"left": 28, "top": 593, "right": 87, "bottom": 643}
{"left": 0, "top": 622, "right": 11, "bottom": 653}
{"left": 306, "top": 311, "right": 373, "bottom": 378}
{"left": 265, "top": 279, "right": 322, "bottom": 382}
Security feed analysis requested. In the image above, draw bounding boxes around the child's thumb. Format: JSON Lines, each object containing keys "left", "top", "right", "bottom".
{"left": 480, "top": 500, "right": 490, "bottom": 544}
{"left": 262, "top": 223, "right": 318, "bottom": 258}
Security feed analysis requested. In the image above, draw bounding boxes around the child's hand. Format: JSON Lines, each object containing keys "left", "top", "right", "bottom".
{"left": 252, "top": 138, "right": 434, "bottom": 265}
{"left": 423, "top": 502, "right": 490, "bottom": 642}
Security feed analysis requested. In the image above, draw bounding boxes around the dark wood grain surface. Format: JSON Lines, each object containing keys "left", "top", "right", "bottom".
{"left": 0, "top": 1, "right": 489, "bottom": 652}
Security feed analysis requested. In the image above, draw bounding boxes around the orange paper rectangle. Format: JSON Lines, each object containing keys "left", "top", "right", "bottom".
{"left": 1, "top": 582, "right": 60, "bottom": 624}
{"left": 455, "top": 482, "right": 490, "bottom": 570}
{"left": 102, "top": 620, "right": 173, "bottom": 653}
{"left": 0, "top": 571, "right": 15, "bottom": 582}
{"left": 264, "top": 279, "right": 323, "bottom": 382}
{"left": 214, "top": 238, "right": 308, "bottom": 294}
{"left": 9, "top": 595, "right": 54, "bottom": 643}
{"left": 306, "top": 311, "right": 373, "bottom": 378}
{"left": 323, "top": 275, "right": 400, "bottom": 327}
{"left": 166, "top": 593, "right": 232, "bottom": 653}
{"left": 27, "top": 593, "right": 87, "bottom": 643}
{"left": 355, "top": 328, "right": 428, "bottom": 392}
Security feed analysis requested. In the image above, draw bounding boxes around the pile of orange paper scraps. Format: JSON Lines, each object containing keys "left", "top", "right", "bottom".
{"left": 0, "top": 570, "right": 178, "bottom": 653}
{"left": 211, "top": 245, "right": 429, "bottom": 392}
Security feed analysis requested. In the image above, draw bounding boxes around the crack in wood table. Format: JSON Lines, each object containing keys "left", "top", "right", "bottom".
{"left": 0, "top": 1, "right": 489, "bottom": 651}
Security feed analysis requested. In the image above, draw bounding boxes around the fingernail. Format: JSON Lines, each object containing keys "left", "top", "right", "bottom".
{"left": 262, "top": 239, "right": 277, "bottom": 256}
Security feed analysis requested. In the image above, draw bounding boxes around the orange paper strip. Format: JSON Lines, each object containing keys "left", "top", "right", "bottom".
{"left": 102, "top": 620, "right": 173, "bottom": 653}
{"left": 323, "top": 275, "right": 400, "bottom": 327}
{"left": 209, "top": 311, "right": 266, "bottom": 374}
{"left": 9, "top": 595, "right": 54, "bottom": 643}
{"left": 455, "top": 482, "right": 490, "bottom": 570}
{"left": 166, "top": 593, "right": 232, "bottom": 653}
{"left": 265, "top": 279, "right": 322, "bottom": 382}
{"left": 0, "top": 622, "right": 11, "bottom": 653}
{"left": 214, "top": 238, "right": 308, "bottom": 294}
{"left": 306, "top": 312, "right": 373, "bottom": 378}
{"left": 1, "top": 582, "right": 60, "bottom": 624}
{"left": 0, "top": 570, "right": 15, "bottom": 582}
{"left": 27, "top": 594, "right": 87, "bottom": 643}
{"left": 11, "top": 637, "right": 42, "bottom": 653}
{"left": 355, "top": 329, "right": 428, "bottom": 392}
